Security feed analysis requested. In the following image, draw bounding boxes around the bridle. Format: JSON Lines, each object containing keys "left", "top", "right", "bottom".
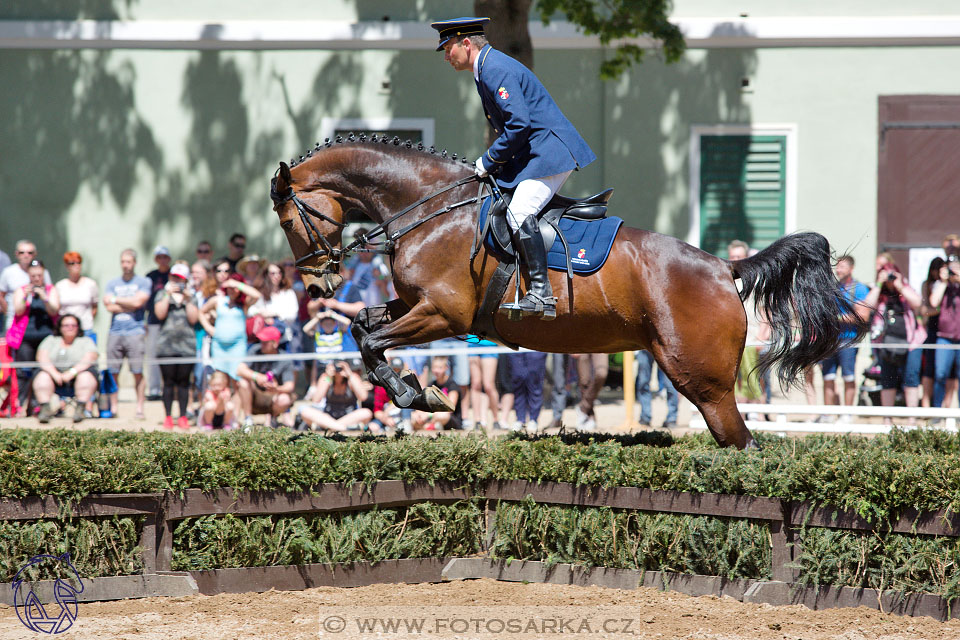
{"left": 271, "top": 172, "right": 482, "bottom": 277}
{"left": 271, "top": 176, "right": 347, "bottom": 277}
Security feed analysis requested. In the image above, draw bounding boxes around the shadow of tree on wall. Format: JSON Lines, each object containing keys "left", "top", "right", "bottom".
{"left": 0, "top": 49, "right": 160, "bottom": 272}
{"left": 272, "top": 53, "right": 367, "bottom": 155}
{"left": 148, "top": 50, "right": 289, "bottom": 258}
{"left": 605, "top": 31, "right": 757, "bottom": 253}
{"left": 0, "top": 0, "right": 136, "bottom": 20}
{"left": 0, "top": 0, "right": 161, "bottom": 277}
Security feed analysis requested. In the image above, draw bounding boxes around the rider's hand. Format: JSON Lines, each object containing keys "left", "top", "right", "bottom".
{"left": 474, "top": 157, "right": 488, "bottom": 179}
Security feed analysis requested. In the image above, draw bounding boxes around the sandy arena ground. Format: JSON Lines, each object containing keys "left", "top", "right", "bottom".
{"left": 3, "top": 579, "right": 959, "bottom": 640}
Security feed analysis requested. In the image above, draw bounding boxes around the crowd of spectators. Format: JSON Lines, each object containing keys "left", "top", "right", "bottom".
{"left": 1, "top": 230, "right": 957, "bottom": 431}
{"left": 725, "top": 235, "right": 960, "bottom": 422}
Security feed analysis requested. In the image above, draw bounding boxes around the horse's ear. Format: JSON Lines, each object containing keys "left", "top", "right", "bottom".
{"left": 277, "top": 162, "right": 292, "bottom": 192}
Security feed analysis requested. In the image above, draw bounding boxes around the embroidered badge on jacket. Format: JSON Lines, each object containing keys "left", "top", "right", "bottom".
{"left": 497, "top": 86, "right": 509, "bottom": 100}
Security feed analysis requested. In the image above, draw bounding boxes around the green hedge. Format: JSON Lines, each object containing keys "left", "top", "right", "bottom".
{"left": 0, "top": 516, "right": 142, "bottom": 581}
{"left": 3, "top": 428, "right": 960, "bottom": 598}
{"left": 3, "top": 428, "right": 959, "bottom": 521}
{"left": 171, "top": 502, "right": 484, "bottom": 571}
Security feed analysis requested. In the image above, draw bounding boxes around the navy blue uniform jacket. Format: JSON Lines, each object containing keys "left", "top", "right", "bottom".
{"left": 475, "top": 45, "right": 596, "bottom": 189}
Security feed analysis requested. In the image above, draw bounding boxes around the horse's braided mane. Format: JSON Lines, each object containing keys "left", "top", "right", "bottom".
{"left": 285, "top": 132, "right": 473, "bottom": 169}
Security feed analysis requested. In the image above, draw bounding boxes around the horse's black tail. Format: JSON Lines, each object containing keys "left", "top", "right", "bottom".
{"left": 731, "top": 232, "right": 869, "bottom": 389}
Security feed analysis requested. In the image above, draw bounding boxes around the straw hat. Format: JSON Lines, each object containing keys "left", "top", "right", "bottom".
{"left": 236, "top": 254, "right": 267, "bottom": 272}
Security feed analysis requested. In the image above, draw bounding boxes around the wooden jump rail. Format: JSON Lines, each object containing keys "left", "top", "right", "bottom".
{"left": 2, "top": 481, "right": 958, "bottom": 617}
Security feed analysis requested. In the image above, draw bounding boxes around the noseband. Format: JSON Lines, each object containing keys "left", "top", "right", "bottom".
{"left": 271, "top": 177, "right": 346, "bottom": 277}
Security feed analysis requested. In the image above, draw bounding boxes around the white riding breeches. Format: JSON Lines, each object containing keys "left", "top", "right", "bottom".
{"left": 505, "top": 170, "right": 573, "bottom": 232}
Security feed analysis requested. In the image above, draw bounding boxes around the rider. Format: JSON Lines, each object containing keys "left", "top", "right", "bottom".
{"left": 431, "top": 16, "right": 596, "bottom": 320}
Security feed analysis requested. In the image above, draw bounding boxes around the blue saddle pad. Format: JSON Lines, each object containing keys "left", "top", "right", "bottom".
{"left": 478, "top": 196, "right": 623, "bottom": 275}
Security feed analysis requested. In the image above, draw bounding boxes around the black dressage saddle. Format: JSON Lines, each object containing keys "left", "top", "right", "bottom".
{"left": 486, "top": 188, "right": 614, "bottom": 264}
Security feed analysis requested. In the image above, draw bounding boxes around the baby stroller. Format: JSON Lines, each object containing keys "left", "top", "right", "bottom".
{"left": 857, "top": 352, "right": 905, "bottom": 407}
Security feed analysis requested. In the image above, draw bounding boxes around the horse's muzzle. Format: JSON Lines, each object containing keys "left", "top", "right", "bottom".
{"left": 307, "top": 272, "right": 344, "bottom": 299}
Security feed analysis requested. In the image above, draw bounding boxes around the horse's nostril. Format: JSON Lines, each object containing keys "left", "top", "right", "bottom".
{"left": 307, "top": 284, "right": 323, "bottom": 299}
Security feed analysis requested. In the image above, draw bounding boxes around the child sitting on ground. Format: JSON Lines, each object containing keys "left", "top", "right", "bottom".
{"left": 201, "top": 371, "right": 236, "bottom": 430}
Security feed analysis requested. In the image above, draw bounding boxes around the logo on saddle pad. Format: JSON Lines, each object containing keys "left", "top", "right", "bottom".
{"left": 572, "top": 247, "right": 590, "bottom": 267}
{"left": 497, "top": 86, "right": 509, "bottom": 100}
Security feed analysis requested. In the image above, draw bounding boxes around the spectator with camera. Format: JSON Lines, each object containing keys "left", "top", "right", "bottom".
{"left": 929, "top": 246, "right": 960, "bottom": 408}
{"left": 9, "top": 259, "right": 60, "bottom": 413}
{"left": 410, "top": 356, "right": 462, "bottom": 431}
{"left": 144, "top": 246, "right": 173, "bottom": 401}
{"left": 154, "top": 263, "right": 199, "bottom": 429}
{"left": 863, "top": 253, "right": 925, "bottom": 416}
{"left": 32, "top": 314, "right": 98, "bottom": 423}
{"left": 298, "top": 359, "right": 372, "bottom": 432}
{"left": 0, "top": 240, "right": 50, "bottom": 335}
{"left": 236, "top": 325, "right": 295, "bottom": 428}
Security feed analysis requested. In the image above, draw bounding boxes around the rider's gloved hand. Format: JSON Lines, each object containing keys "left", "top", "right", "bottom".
{"left": 474, "top": 157, "right": 489, "bottom": 179}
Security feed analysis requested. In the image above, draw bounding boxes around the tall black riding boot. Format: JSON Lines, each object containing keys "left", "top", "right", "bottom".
{"left": 501, "top": 216, "right": 557, "bottom": 320}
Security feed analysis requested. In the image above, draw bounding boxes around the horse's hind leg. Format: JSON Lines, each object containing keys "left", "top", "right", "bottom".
{"left": 649, "top": 332, "right": 758, "bottom": 450}
{"left": 691, "top": 393, "right": 758, "bottom": 449}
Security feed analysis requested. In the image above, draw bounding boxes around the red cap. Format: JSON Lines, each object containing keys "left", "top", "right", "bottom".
{"left": 256, "top": 326, "right": 282, "bottom": 343}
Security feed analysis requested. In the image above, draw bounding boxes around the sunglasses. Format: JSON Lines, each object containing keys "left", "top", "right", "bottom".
{"left": 232, "top": 242, "right": 246, "bottom": 249}
{"left": 65, "top": 261, "right": 81, "bottom": 266}
{"left": 216, "top": 267, "right": 231, "bottom": 273}
{"left": 197, "top": 248, "right": 211, "bottom": 253}
{"left": 17, "top": 250, "right": 36, "bottom": 255}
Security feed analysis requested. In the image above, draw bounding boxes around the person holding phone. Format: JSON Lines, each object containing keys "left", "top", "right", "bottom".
{"left": 929, "top": 249, "right": 960, "bottom": 407}
{"left": 297, "top": 359, "right": 372, "bottom": 432}
{"left": 863, "top": 253, "right": 925, "bottom": 416}
{"left": 154, "top": 263, "right": 199, "bottom": 429}
{"left": 10, "top": 259, "right": 60, "bottom": 414}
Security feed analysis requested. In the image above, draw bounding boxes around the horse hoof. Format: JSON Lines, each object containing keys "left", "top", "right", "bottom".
{"left": 422, "top": 386, "right": 456, "bottom": 412}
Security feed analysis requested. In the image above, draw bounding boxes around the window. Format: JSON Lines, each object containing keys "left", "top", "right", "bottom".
{"left": 689, "top": 125, "right": 797, "bottom": 255}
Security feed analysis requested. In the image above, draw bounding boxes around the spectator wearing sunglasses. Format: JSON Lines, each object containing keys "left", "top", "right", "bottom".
{"left": 219, "top": 233, "right": 247, "bottom": 273}
{"left": 0, "top": 240, "right": 51, "bottom": 335}
{"left": 195, "top": 240, "right": 213, "bottom": 262}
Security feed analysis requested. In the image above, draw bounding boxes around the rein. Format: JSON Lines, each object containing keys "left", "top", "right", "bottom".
{"left": 344, "top": 175, "right": 480, "bottom": 256}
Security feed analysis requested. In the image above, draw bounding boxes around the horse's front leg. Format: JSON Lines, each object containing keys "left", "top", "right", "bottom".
{"left": 358, "top": 298, "right": 459, "bottom": 412}
{"left": 352, "top": 299, "right": 422, "bottom": 401}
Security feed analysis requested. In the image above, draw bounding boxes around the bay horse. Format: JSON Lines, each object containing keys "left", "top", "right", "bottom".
{"left": 270, "top": 136, "right": 866, "bottom": 449}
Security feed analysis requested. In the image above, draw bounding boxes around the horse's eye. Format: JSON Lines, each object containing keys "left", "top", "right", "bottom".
{"left": 280, "top": 220, "right": 295, "bottom": 231}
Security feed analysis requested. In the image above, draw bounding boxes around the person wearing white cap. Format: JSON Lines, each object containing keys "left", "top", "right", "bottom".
{"left": 153, "top": 262, "right": 198, "bottom": 429}
{"left": 144, "top": 245, "right": 172, "bottom": 401}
